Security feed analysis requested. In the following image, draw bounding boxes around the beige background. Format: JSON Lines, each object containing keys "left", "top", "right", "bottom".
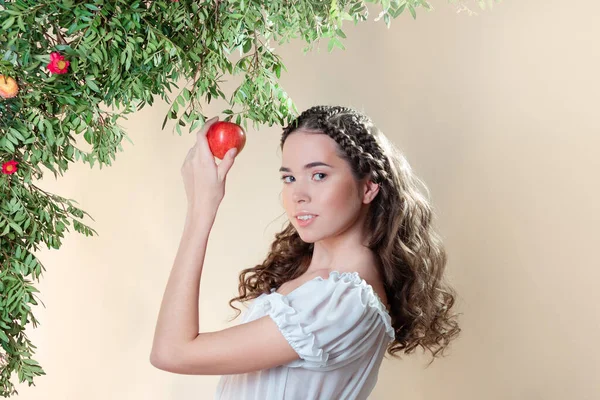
{"left": 16, "top": 0, "right": 599, "bottom": 399}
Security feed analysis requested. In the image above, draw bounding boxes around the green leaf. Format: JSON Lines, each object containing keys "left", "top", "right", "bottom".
{"left": 409, "top": 4, "right": 417, "bottom": 19}
{"left": 4, "top": 138, "right": 16, "bottom": 152}
{"left": 10, "top": 128, "right": 25, "bottom": 141}
{"left": 392, "top": 4, "right": 407, "bottom": 17}
{"left": 86, "top": 76, "right": 100, "bottom": 92}
{"left": 2, "top": 17, "right": 16, "bottom": 30}
{"left": 328, "top": 38, "right": 335, "bottom": 52}
{"left": 8, "top": 221, "right": 23, "bottom": 235}
{"left": 336, "top": 28, "right": 347, "bottom": 39}
{"left": 6, "top": 133, "right": 19, "bottom": 146}
{"left": 243, "top": 39, "right": 252, "bottom": 54}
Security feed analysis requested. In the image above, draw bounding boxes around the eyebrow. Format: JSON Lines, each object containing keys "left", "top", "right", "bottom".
{"left": 279, "top": 162, "right": 333, "bottom": 172}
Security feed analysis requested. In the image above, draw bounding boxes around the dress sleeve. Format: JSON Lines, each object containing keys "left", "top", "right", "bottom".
{"left": 256, "top": 271, "right": 395, "bottom": 370}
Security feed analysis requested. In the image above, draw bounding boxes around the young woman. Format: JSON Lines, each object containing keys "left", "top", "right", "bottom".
{"left": 150, "top": 105, "right": 461, "bottom": 399}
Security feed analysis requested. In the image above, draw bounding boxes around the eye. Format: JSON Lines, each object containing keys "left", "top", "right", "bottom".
{"left": 281, "top": 172, "right": 328, "bottom": 184}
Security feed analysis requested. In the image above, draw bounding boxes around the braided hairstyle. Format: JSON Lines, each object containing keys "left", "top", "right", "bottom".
{"left": 228, "top": 105, "right": 461, "bottom": 365}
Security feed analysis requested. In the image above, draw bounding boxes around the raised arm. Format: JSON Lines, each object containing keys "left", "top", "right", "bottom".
{"left": 150, "top": 117, "right": 299, "bottom": 374}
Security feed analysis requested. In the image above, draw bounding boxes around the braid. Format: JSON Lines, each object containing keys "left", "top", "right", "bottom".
{"left": 282, "top": 105, "right": 393, "bottom": 189}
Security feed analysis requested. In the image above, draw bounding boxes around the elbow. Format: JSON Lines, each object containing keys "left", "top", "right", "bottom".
{"left": 150, "top": 351, "right": 191, "bottom": 374}
{"left": 150, "top": 348, "right": 172, "bottom": 371}
{"left": 150, "top": 345, "right": 188, "bottom": 373}
{"left": 149, "top": 350, "right": 163, "bottom": 369}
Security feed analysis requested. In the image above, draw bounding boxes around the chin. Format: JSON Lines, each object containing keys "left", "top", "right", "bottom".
{"left": 299, "top": 236, "right": 317, "bottom": 244}
{"left": 297, "top": 229, "right": 321, "bottom": 244}
{"left": 293, "top": 227, "right": 315, "bottom": 242}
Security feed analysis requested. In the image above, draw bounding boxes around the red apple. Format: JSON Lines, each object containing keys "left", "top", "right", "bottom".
{"left": 206, "top": 121, "right": 246, "bottom": 160}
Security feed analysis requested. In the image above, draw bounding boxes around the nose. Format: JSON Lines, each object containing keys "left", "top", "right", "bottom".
{"left": 291, "top": 184, "right": 310, "bottom": 204}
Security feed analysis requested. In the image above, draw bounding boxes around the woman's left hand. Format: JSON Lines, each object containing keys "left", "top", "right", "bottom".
{"left": 181, "top": 116, "right": 238, "bottom": 212}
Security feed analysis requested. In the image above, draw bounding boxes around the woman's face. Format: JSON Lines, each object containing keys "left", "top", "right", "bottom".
{"left": 280, "top": 130, "right": 367, "bottom": 243}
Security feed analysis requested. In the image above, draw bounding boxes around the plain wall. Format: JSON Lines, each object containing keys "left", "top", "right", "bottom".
{"left": 17, "top": 1, "right": 599, "bottom": 399}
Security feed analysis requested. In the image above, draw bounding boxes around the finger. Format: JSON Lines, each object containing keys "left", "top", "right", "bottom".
{"left": 195, "top": 116, "right": 219, "bottom": 160}
{"left": 183, "top": 146, "right": 195, "bottom": 168}
{"left": 186, "top": 145, "right": 195, "bottom": 158}
{"left": 217, "top": 148, "right": 237, "bottom": 181}
{"left": 197, "top": 116, "right": 219, "bottom": 137}
{"left": 196, "top": 116, "right": 219, "bottom": 142}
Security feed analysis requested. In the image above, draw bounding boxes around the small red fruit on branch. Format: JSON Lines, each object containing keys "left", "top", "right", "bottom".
{"left": 0, "top": 75, "right": 19, "bottom": 99}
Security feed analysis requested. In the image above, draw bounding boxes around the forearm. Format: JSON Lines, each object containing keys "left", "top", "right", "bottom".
{"left": 150, "top": 206, "right": 218, "bottom": 362}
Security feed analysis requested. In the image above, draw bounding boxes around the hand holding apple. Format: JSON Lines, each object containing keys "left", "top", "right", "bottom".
{"left": 181, "top": 117, "right": 239, "bottom": 213}
{"left": 206, "top": 121, "right": 246, "bottom": 160}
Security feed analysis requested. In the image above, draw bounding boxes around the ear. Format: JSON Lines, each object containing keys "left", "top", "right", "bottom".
{"left": 361, "top": 179, "right": 380, "bottom": 204}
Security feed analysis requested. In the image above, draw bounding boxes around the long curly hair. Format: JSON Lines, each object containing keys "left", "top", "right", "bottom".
{"left": 227, "top": 105, "right": 461, "bottom": 365}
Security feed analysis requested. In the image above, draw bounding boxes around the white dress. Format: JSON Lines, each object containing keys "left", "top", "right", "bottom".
{"left": 214, "top": 271, "right": 395, "bottom": 400}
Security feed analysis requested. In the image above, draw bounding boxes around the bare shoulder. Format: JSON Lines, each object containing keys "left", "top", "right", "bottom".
{"left": 275, "top": 268, "right": 332, "bottom": 296}
{"left": 347, "top": 255, "right": 390, "bottom": 310}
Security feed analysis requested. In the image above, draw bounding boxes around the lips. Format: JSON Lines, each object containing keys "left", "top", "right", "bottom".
{"left": 295, "top": 214, "right": 317, "bottom": 227}
{"left": 294, "top": 211, "right": 318, "bottom": 218}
